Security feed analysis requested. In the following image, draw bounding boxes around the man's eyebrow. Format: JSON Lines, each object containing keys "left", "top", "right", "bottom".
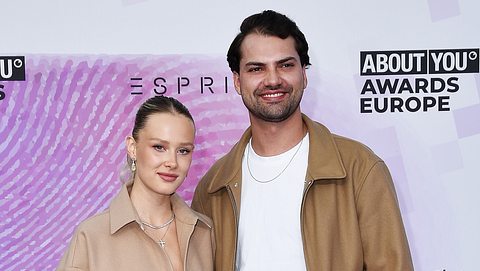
{"left": 277, "top": 56, "right": 297, "bottom": 64}
{"left": 244, "top": 61, "right": 265, "bottom": 66}
{"left": 244, "top": 57, "right": 298, "bottom": 67}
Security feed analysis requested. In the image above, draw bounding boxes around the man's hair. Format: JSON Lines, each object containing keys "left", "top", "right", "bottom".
{"left": 227, "top": 10, "right": 311, "bottom": 73}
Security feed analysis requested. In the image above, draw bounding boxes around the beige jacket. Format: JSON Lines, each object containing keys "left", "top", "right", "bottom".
{"left": 57, "top": 182, "right": 215, "bottom": 271}
{"left": 192, "top": 114, "right": 413, "bottom": 271}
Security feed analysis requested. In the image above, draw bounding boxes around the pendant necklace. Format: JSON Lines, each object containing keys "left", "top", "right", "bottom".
{"left": 156, "top": 221, "right": 172, "bottom": 248}
{"left": 139, "top": 213, "right": 175, "bottom": 247}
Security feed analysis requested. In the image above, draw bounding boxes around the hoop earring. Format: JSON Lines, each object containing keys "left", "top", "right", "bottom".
{"left": 131, "top": 159, "right": 137, "bottom": 172}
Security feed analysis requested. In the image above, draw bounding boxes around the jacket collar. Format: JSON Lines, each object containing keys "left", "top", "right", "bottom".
{"left": 109, "top": 181, "right": 211, "bottom": 234}
{"left": 206, "top": 114, "right": 346, "bottom": 193}
{"left": 303, "top": 114, "right": 347, "bottom": 181}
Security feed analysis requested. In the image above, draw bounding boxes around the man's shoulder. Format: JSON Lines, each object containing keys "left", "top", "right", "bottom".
{"left": 198, "top": 147, "right": 237, "bottom": 186}
{"left": 204, "top": 151, "right": 232, "bottom": 175}
{"left": 307, "top": 118, "right": 381, "bottom": 163}
{"left": 192, "top": 148, "right": 237, "bottom": 209}
{"left": 332, "top": 133, "right": 378, "bottom": 157}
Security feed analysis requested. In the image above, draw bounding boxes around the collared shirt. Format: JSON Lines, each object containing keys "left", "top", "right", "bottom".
{"left": 57, "top": 182, "right": 215, "bottom": 271}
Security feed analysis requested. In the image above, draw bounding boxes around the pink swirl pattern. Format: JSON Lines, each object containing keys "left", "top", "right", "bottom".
{"left": 0, "top": 55, "right": 248, "bottom": 270}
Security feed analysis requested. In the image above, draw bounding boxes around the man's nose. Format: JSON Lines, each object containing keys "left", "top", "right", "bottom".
{"left": 263, "top": 68, "right": 282, "bottom": 87}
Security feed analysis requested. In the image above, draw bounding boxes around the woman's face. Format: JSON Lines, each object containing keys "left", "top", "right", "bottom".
{"left": 127, "top": 112, "right": 195, "bottom": 197}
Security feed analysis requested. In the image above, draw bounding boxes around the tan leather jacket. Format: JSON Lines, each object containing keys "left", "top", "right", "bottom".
{"left": 192, "top": 114, "right": 413, "bottom": 271}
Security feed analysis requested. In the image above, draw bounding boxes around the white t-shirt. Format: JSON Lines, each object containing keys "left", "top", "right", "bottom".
{"left": 236, "top": 133, "right": 309, "bottom": 271}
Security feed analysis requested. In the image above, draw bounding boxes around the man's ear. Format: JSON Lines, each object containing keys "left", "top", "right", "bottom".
{"left": 302, "top": 66, "right": 308, "bottom": 90}
{"left": 233, "top": 72, "right": 241, "bottom": 95}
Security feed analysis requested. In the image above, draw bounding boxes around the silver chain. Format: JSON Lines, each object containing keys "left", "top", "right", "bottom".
{"left": 246, "top": 137, "right": 304, "bottom": 184}
{"left": 140, "top": 213, "right": 175, "bottom": 230}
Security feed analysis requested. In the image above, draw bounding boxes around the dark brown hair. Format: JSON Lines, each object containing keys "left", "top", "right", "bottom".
{"left": 227, "top": 10, "right": 311, "bottom": 73}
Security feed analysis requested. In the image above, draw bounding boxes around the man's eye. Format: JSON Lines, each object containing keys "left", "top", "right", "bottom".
{"left": 281, "top": 63, "right": 294, "bottom": 68}
{"left": 248, "top": 67, "right": 262, "bottom": 72}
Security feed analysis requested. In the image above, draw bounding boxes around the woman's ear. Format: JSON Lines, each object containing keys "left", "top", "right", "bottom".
{"left": 126, "top": 136, "right": 136, "bottom": 159}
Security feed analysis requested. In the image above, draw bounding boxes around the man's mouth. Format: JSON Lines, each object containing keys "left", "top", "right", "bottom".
{"left": 261, "top": 92, "right": 285, "bottom": 98}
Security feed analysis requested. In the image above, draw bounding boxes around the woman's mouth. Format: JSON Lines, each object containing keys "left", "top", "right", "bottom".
{"left": 157, "top": 172, "right": 179, "bottom": 182}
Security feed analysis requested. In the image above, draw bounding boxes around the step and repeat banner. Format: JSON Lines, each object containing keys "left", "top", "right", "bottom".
{"left": 1, "top": 1, "right": 479, "bottom": 270}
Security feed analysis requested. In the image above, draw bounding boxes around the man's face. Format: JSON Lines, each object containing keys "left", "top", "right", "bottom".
{"left": 233, "top": 33, "right": 307, "bottom": 123}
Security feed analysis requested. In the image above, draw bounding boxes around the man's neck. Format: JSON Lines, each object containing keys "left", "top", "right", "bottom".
{"left": 249, "top": 110, "right": 306, "bottom": 156}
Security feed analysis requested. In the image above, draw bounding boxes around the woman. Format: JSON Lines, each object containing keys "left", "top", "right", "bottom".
{"left": 57, "top": 96, "right": 214, "bottom": 271}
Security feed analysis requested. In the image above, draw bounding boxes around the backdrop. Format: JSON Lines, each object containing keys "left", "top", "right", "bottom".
{"left": 1, "top": 1, "right": 479, "bottom": 270}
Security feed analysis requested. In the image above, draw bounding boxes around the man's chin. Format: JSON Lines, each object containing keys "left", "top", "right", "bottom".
{"left": 250, "top": 110, "right": 293, "bottom": 123}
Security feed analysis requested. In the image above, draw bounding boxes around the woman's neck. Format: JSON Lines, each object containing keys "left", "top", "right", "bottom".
{"left": 130, "top": 180, "right": 174, "bottom": 225}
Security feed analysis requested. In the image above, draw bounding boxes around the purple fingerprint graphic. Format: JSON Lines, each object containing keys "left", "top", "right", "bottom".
{"left": 0, "top": 55, "right": 248, "bottom": 270}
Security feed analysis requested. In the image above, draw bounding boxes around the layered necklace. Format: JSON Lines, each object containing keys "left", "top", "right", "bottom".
{"left": 246, "top": 137, "right": 304, "bottom": 184}
{"left": 139, "top": 213, "right": 175, "bottom": 247}
{"left": 140, "top": 213, "right": 175, "bottom": 230}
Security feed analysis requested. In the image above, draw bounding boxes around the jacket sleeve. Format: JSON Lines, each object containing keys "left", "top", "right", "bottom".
{"left": 355, "top": 161, "right": 414, "bottom": 271}
{"left": 56, "top": 229, "right": 89, "bottom": 271}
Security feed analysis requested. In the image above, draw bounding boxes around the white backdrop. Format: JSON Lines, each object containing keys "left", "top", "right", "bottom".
{"left": 1, "top": 1, "right": 479, "bottom": 270}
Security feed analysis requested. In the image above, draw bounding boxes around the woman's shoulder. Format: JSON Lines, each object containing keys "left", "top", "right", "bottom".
{"left": 73, "top": 209, "right": 111, "bottom": 236}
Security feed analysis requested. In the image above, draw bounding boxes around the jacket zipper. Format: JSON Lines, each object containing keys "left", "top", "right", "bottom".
{"left": 226, "top": 184, "right": 239, "bottom": 271}
{"left": 300, "top": 179, "right": 314, "bottom": 271}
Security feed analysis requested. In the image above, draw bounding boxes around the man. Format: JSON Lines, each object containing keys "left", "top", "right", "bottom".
{"left": 192, "top": 10, "right": 413, "bottom": 271}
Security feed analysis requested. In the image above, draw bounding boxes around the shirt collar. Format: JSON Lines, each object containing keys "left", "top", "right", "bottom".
{"left": 109, "top": 181, "right": 211, "bottom": 234}
{"left": 109, "top": 181, "right": 139, "bottom": 234}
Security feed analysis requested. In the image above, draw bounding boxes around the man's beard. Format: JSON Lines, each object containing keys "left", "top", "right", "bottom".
{"left": 242, "top": 86, "right": 303, "bottom": 123}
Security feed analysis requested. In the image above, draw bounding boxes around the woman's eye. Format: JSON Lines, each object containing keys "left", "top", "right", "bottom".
{"left": 178, "top": 148, "right": 191, "bottom": 155}
{"left": 154, "top": 145, "right": 165, "bottom": 151}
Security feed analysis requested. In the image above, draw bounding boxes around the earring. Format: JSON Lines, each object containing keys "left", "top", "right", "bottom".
{"left": 131, "top": 159, "right": 136, "bottom": 172}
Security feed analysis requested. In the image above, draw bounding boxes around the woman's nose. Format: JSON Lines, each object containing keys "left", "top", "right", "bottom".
{"left": 164, "top": 154, "right": 178, "bottom": 169}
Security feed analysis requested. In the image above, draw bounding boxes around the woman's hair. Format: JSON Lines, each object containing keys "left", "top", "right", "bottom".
{"left": 132, "top": 95, "right": 194, "bottom": 140}
{"left": 122, "top": 96, "right": 194, "bottom": 182}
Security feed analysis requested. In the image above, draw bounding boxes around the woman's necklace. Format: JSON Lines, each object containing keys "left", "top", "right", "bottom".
{"left": 139, "top": 214, "right": 175, "bottom": 248}
{"left": 140, "top": 213, "right": 175, "bottom": 230}
{"left": 246, "top": 137, "right": 304, "bottom": 183}
{"left": 156, "top": 221, "right": 172, "bottom": 248}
